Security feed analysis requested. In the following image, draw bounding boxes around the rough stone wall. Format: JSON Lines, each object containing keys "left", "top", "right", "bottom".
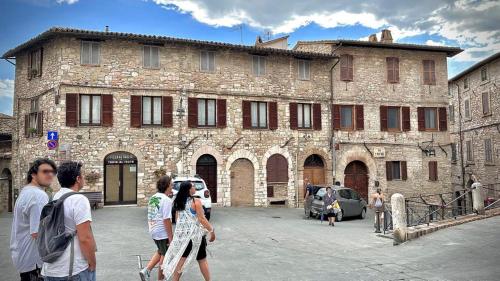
{"left": 449, "top": 57, "right": 500, "bottom": 199}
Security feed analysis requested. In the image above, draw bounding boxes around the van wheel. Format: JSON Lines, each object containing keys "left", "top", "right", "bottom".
{"left": 358, "top": 208, "right": 366, "bottom": 219}
{"left": 336, "top": 210, "right": 343, "bottom": 222}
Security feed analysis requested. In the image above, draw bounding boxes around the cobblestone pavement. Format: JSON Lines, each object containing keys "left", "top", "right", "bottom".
{"left": 1, "top": 207, "right": 499, "bottom": 280}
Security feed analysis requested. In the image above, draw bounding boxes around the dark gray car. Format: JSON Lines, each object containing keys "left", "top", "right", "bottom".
{"left": 310, "top": 186, "right": 367, "bottom": 222}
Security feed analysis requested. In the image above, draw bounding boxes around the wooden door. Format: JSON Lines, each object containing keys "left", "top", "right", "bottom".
{"left": 196, "top": 154, "right": 217, "bottom": 203}
{"left": 344, "top": 161, "right": 369, "bottom": 200}
{"left": 230, "top": 158, "right": 254, "bottom": 207}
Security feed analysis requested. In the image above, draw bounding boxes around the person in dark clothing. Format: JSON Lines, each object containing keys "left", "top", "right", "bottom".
{"left": 323, "top": 187, "right": 338, "bottom": 226}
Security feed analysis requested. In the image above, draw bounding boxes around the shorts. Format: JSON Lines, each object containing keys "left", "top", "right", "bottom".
{"left": 20, "top": 266, "right": 41, "bottom": 281}
{"left": 154, "top": 238, "right": 169, "bottom": 256}
{"left": 326, "top": 212, "right": 336, "bottom": 218}
{"left": 182, "top": 236, "right": 207, "bottom": 261}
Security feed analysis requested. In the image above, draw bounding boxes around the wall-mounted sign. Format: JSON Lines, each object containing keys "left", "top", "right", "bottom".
{"left": 374, "top": 147, "right": 386, "bottom": 158}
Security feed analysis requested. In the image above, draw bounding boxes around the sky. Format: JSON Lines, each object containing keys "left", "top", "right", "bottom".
{"left": 0, "top": 0, "right": 499, "bottom": 116}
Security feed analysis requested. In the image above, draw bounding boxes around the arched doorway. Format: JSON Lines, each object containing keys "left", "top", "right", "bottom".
{"left": 104, "top": 151, "right": 138, "bottom": 205}
{"left": 230, "top": 158, "right": 254, "bottom": 207}
{"left": 266, "top": 154, "right": 288, "bottom": 200}
{"left": 1, "top": 169, "right": 12, "bottom": 212}
{"left": 344, "top": 161, "right": 369, "bottom": 200}
{"left": 196, "top": 154, "right": 217, "bottom": 203}
{"left": 303, "top": 154, "right": 325, "bottom": 200}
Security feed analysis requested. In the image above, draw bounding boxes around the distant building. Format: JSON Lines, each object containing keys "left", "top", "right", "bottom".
{"left": 0, "top": 113, "right": 14, "bottom": 212}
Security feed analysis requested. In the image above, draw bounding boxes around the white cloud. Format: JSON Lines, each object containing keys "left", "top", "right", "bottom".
{"left": 0, "top": 79, "right": 14, "bottom": 99}
{"left": 152, "top": 0, "right": 500, "bottom": 63}
{"left": 56, "top": 0, "right": 79, "bottom": 4}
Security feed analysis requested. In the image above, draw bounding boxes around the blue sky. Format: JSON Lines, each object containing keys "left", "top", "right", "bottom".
{"left": 1, "top": 0, "right": 498, "bottom": 115}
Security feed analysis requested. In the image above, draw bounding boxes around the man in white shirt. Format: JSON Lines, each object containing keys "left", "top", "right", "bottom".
{"left": 10, "top": 158, "right": 57, "bottom": 281}
{"left": 140, "top": 175, "right": 174, "bottom": 281}
{"left": 42, "top": 161, "right": 97, "bottom": 281}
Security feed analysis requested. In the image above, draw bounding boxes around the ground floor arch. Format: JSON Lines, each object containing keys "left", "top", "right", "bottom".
{"left": 196, "top": 154, "right": 218, "bottom": 203}
{"left": 1, "top": 168, "right": 12, "bottom": 212}
{"left": 230, "top": 158, "right": 255, "bottom": 207}
{"left": 344, "top": 160, "right": 369, "bottom": 200}
{"left": 104, "top": 151, "right": 138, "bottom": 205}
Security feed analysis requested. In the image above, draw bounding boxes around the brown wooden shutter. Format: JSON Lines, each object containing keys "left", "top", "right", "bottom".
{"left": 423, "top": 60, "right": 429, "bottom": 85}
{"left": 66, "top": 93, "right": 78, "bottom": 127}
{"left": 162, "top": 96, "right": 173, "bottom": 128}
{"left": 429, "top": 60, "right": 436, "bottom": 85}
{"left": 37, "top": 111, "right": 43, "bottom": 136}
{"left": 130, "top": 95, "right": 142, "bottom": 128}
{"left": 24, "top": 114, "right": 30, "bottom": 138}
{"left": 102, "top": 95, "right": 113, "bottom": 127}
{"left": 355, "top": 105, "right": 364, "bottom": 130}
{"left": 348, "top": 55, "right": 353, "bottom": 81}
{"left": 438, "top": 107, "right": 447, "bottom": 131}
{"left": 340, "top": 54, "right": 353, "bottom": 81}
{"left": 393, "top": 57, "right": 399, "bottom": 83}
{"left": 417, "top": 107, "right": 425, "bottom": 131}
{"left": 428, "top": 161, "right": 438, "bottom": 181}
{"left": 38, "top": 48, "right": 43, "bottom": 77}
{"left": 332, "top": 104, "right": 340, "bottom": 130}
{"left": 289, "top": 103, "right": 298, "bottom": 130}
{"left": 269, "top": 102, "right": 278, "bottom": 130}
{"left": 402, "top": 106, "right": 411, "bottom": 131}
{"left": 387, "top": 57, "right": 394, "bottom": 83}
{"left": 242, "top": 100, "right": 251, "bottom": 129}
{"left": 380, "top": 105, "right": 388, "bottom": 131}
{"left": 401, "top": 161, "right": 407, "bottom": 180}
{"left": 386, "top": 161, "right": 393, "bottom": 181}
{"left": 27, "top": 52, "right": 32, "bottom": 80}
{"left": 187, "top": 97, "right": 198, "bottom": 128}
{"left": 216, "top": 99, "right": 227, "bottom": 128}
{"left": 313, "top": 103, "right": 322, "bottom": 130}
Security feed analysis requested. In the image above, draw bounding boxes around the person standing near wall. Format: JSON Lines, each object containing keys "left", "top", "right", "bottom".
{"left": 304, "top": 178, "right": 314, "bottom": 219}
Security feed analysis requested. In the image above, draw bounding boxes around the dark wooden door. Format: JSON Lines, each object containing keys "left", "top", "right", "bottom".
{"left": 303, "top": 154, "right": 325, "bottom": 200}
{"left": 344, "top": 161, "right": 369, "bottom": 201}
{"left": 196, "top": 154, "right": 217, "bottom": 203}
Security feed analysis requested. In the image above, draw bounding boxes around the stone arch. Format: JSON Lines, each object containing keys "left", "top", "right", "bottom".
{"left": 98, "top": 146, "right": 145, "bottom": 173}
{"left": 225, "top": 149, "right": 261, "bottom": 207}
{"left": 262, "top": 146, "right": 295, "bottom": 207}
{"left": 190, "top": 145, "right": 224, "bottom": 174}
{"left": 298, "top": 147, "right": 332, "bottom": 171}
{"left": 336, "top": 147, "right": 378, "bottom": 196}
{"left": 1, "top": 168, "right": 13, "bottom": 212}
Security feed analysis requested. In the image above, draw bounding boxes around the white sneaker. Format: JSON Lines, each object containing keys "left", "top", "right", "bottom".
{"left": 139, "top": 267, "right": 150, "bottom": 281}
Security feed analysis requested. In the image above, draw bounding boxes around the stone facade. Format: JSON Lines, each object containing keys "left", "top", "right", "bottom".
{"left": 5, "top": 28, "right": 460, "bottom": 207}
{"left": 448, "top": 53, "right": 500, "bottom": 201}
{"left": 0, "top": 113, "right": 15, "bottom": 212}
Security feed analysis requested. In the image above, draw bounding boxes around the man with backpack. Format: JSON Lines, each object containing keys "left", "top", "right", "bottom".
{"left": 10, "top": 158, "right": 57, "bottom": 281}
{"left": 40, "top": 161, "right": 96, "bottom": 281}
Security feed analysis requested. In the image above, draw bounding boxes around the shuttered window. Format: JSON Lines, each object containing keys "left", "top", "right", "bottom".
{"left": 451, "top": 143, "right": 457, "bottom": 163}
{"left": 482, "top": 92, "right": 490, "bottom": 115}
{"left": 251, "top": 101, "right": 267, "bottom": 128}
{"left": 464, "top": 99, "right": 471, "bottom": 119}
{"left": 297, "top": 60, "right": 310, "bottom": 80}
{"left": 130, "top": 96, "right": 172, "bottom": 128}
{"left": 424, "top": 108, "right": 437, "bottom": 130}
{"left": 466, "top": 140, "right": 473, "bottom": 162}
{"left": 28, "top": 48, "right": 43, "bottom": 79}
{"left": 485, "top": 139, "right": 493, "bottom": 163}
{"left": 340, "top": 54, "right": 353, "bottom": 81}
{"left": 340, "top": 105, "right": 353, "bottom": 130}
{"left": 332, "top": 104, "right": 363, "bottom": 130}
{"left": 417, "top": 107, "right": 447, "bottom": 131}
{"left": 386, "top": 57, "right": 399, "bottom": 83}
{"left": 297, "top": 103, "right": 312, "bottom": 129}
{"left": 423, "top": 60, "right": 436, "bottom": 85}
{"left": 387, "top": 107, "right": 401, "bottom": 131}
{"left": 197, "top": 99, "right": 216, "bottom": 127}
{"left": 25, "top": 97, "right": 43, "bottom": 138}
{"left": 266, "top": 154, "right": 288, "bottom": 183}
{"left": 449, "top": 104, "right": 454, "bottom": 123}
{"left": 386, "top": 161, "right": 407, "bottom": 181}
{"left": 143, "top": 45, "right": 160, "bottom": 68}
{"left": 463, "top": 77, "right": 469, "bottom": 89}
{"left": 81, "top": 41, "right": 100, "bottom": 65}
{"left": 481, "top": 67, "right": 488, "bottom": 81}
{"left": 142, "top": 96, "right": 162, "bottom": 125}
{"left": 200, "top": 51, "right": 215, "bottom": 72}
{"left": 80, "top": 95, "right": 101, "bottom": 125}
{"left": 252, "top": 55, "right": 266, "bottom": 76}
{"left": 428, "top": 161, "right": 438, "bottom": 181}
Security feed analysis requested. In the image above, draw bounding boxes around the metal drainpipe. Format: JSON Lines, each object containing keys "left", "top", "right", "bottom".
{"left": 456, "top": 83, "right": 465, "bottom": 190}
{"left": 329, "top": 52, "right": 340, "bottom": 185}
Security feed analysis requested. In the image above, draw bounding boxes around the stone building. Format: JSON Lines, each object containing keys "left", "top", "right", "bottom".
{"left": 0, "top": 113, "right": 15, "bottom": 212}
{"left": 448, "top": 52, "right": 500, "bottom": 204}
{"left": 2, "top": 27, "right": 461, "bottom": 208}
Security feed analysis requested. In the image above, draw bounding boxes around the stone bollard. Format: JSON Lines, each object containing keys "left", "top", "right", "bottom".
{"left": 391, "top": 193, "right": 407, "bottom": 245}
{"left": 471, "top": 182, "right": 485, "bottom": 215}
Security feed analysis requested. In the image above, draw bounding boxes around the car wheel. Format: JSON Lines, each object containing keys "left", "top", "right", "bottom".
{"left": 336, "top": 210, "right": 343, "bottom": 222}
{"left": 359, "top": 208, "right": 366, "bottom": 219}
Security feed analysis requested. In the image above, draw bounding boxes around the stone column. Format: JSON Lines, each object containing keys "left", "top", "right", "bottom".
{"left": 391, "top": 193, "right": 407, "bottom": 245}
{"left": 471, "top": 182, "right": 485, "bottom": 215}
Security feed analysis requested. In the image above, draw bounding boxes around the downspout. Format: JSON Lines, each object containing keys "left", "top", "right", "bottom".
{"left": 456, "top": 83, "right": 465, "bottom": 190}
{"left": 329, "top": 45, "right": 341, "bottom": 184}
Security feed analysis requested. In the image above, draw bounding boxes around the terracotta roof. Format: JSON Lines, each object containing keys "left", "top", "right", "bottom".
{"left": 2, "top": 27, "right": 336, "bottom": 59}
{"left": 449, "top": 52, "right": 500, "bottom": 82}
{"left": 294, "top": 40, "right": 463, "bottom": 57}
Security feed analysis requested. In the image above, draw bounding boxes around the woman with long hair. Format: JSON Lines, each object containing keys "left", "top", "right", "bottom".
{"left": 162, "top": 181, "right": 216, "bottom": 281}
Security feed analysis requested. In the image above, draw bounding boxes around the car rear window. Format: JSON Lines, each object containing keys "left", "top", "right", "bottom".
{"left": 173, "top": 181, "right": 205, "bottom": 191}
{"left": 338, "top": 189, "right": 352, "bottom": 199}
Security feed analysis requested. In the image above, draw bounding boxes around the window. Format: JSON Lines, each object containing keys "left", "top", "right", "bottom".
{"left": 387, "top": 107, "right": 401, "bottom": 131}
{"left": 485, "top": 139, "right": 493, "bottom": 163}
{"left": 297, "top": 60, "right": 310, "bottom": 80}
{"left": 451, "top": 143, "right": 457, "bottom": 163}
{"left": 424, "top": 108, "right": 437, "bottom": 130}
{"left": 423, "top": 60, "right": 436, "bottom": 85}
{"left": 197, "top": 99, "right": 216, "bottom": 127}
{"left": 200, "top": 51, "right": 215, "bottom": 72}
{"left": 481, "top": 67, "right": 488, "bottom": 81}
{"left": 251, "top": 101, "right": 267, "bottom": 128}
{"left": 388, "top": 161, "right": 402, "bottom": 180}
{"left": 80, "top": 95, "right": 101, "bottom": 125}
{"left": 297, "top": 103, "right": 312, "bottom": 128}
{"left": 386, "top": 57, "right": 399, "bottom": 83}
{"left": 428, "top": 161, "right": 438, "bottom": 181}
{"left": 482, "top": 92, "right": 490, "bottom": 115}
{"left": 143, "top": 45, "right": 160, "bottom": 68}
{"left": 142, "top": 96, "right": 162, "bottom": 125}
{"left": 28, "top": 48, "right": 43, "bottom": 78}
{"left": 340, "top": 105, "right": 353, "bottom": 130}
{"left": 340, "top": 54, "right": 353, "bottom": 81}
{"left": 81, "top": 41, "right": 100, "bottom": 65}
{"left": 464, "top": 77, "right": 469, "bottom": 89}
{"left": 252, "top": 55, "right": 266, "bottom": 76}
{"left": 466, "top": 140, "right": 473, "bottom": 162}
{"left": 449, "top": 104, "right": 455, "bottom": 123}
{"left": 28, "top": 98, "right": 39, "bottom": 133}
{"left": 464, "top": 99, "right": 471, "bottom": 119}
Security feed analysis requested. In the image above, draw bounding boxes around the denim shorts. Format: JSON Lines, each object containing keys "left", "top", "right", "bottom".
{"left": 43, "top": 268, "right": 96, "bottom": 281}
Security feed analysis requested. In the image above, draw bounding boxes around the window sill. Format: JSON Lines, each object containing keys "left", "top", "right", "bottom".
{"left": 246, "top": 127, "right": 269, "bottom": 130}
{"left": 466, "top": 161, "right": 475, "bottom": 165}
{"left": 79, "top": 124, "right": 103, "bottom": 127}
{"left": 480, "top": 80, "right": 490, "bottom": 86}
{"left": 195, "top": 126, "right": 218, "bottom": 129}
{"left": 200, "top": 70, "right": 215, "bottom": 73}
{"left": 482, "top": 113, "right": 492, "bottom": 117}
{"left": 484, "top": 162, "right": 496, "bottom": 166}
{"left": 80, "top": 64, "right": 101, "bottom": 67}
{"left": 143, "top": 67, "right": 161, "bottom": 70}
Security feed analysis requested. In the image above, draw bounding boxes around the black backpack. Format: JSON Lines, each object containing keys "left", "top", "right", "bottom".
{"left": 37, "top": 192, "right": 77, "bottom": 265}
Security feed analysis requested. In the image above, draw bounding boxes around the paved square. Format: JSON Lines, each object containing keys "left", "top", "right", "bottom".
{"left": 1, "top": 207, "right": 499, "bottom": 280}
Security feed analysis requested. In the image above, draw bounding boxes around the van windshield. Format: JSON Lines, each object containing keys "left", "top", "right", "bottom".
{"left": 173, "top": 181, "right": 205, "bottom": 191}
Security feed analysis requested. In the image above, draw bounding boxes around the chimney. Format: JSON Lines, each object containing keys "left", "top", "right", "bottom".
{"left": 368, "top": 34, "right": 378, "bottom": 42}
{"left": 380, "top": 29, "right": 393, "bottom": 43}
{"left": 105, "top": 25, "right": 109, "bottom": 32}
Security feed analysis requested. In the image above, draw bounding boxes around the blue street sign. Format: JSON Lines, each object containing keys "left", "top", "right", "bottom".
{"left": 47, "top": 140, "right": 58, "bottom": 150}
{"left": 47, "top": 131, "right": 58, "bottom": 141}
